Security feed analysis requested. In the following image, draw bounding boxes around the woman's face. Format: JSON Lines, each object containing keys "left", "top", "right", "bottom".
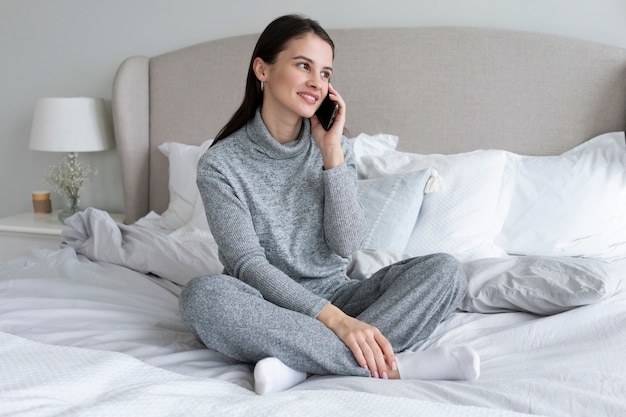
{"left": 256, "top": 33, "right": 334, "bottom": 126}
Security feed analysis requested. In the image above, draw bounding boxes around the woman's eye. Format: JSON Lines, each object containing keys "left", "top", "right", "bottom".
{"left": 298, "top": 62, "right": 310, "bottom": 70}
{"left": 321, "top": 71, "right": 331, "bottom": 80}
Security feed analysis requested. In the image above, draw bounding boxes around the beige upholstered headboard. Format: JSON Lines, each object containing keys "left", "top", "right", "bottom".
{"left": 112, "top": 27, "right": 626, "bottom": 224}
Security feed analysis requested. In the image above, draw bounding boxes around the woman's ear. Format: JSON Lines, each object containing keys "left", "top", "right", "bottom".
{"left": 252, "top": 57, "right": 267, "bottom": 83}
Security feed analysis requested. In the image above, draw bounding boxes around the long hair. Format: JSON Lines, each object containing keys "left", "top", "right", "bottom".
{"left": 211, "top": 14, "right": 334, "bottom": 146}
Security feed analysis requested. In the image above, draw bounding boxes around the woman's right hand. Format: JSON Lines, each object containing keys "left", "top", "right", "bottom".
{"left": 317, "top": 304, "right": 397, "bottom": 379}
{"left": 310, "top": 83, "right": 346, "bottom": 171}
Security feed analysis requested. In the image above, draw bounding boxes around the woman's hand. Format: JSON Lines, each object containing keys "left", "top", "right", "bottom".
{"left": 317, "top": 304, "right": 397, "bottom": 379}
{"left": 311, "top": 84, "right": 346, "bottom": 170}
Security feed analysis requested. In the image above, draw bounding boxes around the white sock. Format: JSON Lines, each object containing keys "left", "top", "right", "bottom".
{"left": 396, "top": 346, "right": 480, "bottom": 381}
{"left": 254, "top": 357, "right": 307, "bottom": 395}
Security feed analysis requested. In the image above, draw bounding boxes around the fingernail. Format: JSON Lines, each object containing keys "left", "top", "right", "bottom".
{"left": 392, "top": 361, "right": 397, "bottom": 371}
{"left": 362, "top": 364, "right": 369, "bottom": 370}
{"left": 382, "top": 372, "right": 388, "bottom": 380}
{"left": 373, "top": 371, "right": 379, "bottom": 379}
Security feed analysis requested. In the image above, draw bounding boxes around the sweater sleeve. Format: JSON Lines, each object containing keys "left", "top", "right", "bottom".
{"left": 321, "top": 138, "right": 367, "bottom": 257}
{"left": 196, "top": 155, "right": 330, "bottom": 318}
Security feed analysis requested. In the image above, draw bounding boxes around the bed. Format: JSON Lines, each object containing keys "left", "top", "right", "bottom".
{"left": 1, "top": 26, "right": 626, "bottom": 417}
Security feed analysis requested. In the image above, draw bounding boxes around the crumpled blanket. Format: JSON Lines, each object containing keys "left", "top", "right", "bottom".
{"left": 61, "top": 208, "right": 223, "bottom": 286}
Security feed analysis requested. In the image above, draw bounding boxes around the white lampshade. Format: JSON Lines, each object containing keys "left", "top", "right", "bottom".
{"left": 29, "top": 97, "right": 115, "bottom": 152}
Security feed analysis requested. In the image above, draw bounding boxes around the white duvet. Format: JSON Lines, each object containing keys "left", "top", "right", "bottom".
{"left": 0, "top": 331, "right": 540, "bottom": 417}
{"left": 0, "top": 211, "right": 625, "bottom": 417}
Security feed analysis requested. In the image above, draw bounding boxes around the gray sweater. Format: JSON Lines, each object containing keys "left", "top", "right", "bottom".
{"left": 196, "top": 109, "right": 366, "bottom": 318}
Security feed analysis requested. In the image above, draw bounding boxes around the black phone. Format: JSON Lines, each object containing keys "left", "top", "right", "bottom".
{"left": 315, "top": 94, "right": 339, "bottom": 131}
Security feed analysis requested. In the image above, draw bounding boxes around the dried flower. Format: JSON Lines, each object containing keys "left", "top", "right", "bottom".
{"left": 43, "top": 153, "right": 96, "bottom": 199}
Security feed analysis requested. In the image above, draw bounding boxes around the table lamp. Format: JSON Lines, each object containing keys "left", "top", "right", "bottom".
{"left": 29, "top": 97, "right": 115, "bottom": 222}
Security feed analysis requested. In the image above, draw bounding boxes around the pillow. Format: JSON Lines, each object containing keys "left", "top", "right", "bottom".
{"left": 348, "top": 249, "right": 619, "bottom": 315}
{"left": 348, "top": 133, "right": 398, "bottom": 177}
{"left": 461, "top": 256, "right": 617, "bottom": 315}
{"left": 497, "top": 132, "right": 626, "bottom": 261}
{"left": 158, "top": 140, "right": 213, "bottom": 230}
{"left": 357, "top": 169, "right": 433, "bottom": 253}
{"left": 347, "top": 249, "right": 412, "bottom": 280}
{"left": 360, "top": 149, "right": 509, "bottom": 262}
{"left": 161, "top": 134, "right": 398, "bottom": 231}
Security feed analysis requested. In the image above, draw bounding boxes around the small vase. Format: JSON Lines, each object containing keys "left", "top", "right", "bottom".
{"left": 58, "top": 195, "right": 81, "bottom": 223}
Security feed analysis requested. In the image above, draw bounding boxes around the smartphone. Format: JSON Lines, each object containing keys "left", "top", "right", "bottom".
{"left": 315, "top": 94, "right": 339, "bottom": 131}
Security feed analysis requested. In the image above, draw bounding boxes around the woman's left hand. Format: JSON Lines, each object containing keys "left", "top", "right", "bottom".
{"left": 311, "top": 84, "right": 346, "bottom": 170}
{"left": 317, "top": 303, "right": 397, "bottom": 379}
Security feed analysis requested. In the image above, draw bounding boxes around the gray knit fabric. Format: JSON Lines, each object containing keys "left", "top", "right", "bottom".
{"left": 181, "top": 253, "right": 467, "bottom": 376}
{"left": 182, "top": 109, "right": 467, "bottom": 376}
{"left": 195, "top": 109, "right": 365, "bottom": 318}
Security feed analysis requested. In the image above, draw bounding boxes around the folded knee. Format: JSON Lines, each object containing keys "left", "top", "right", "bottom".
{"left": 410, "top": 253, "right": 467, "bottom": 299}
{"left": 432, "top": 253, "right": 468, "bottom": 306}
{"left": 179, "top": 274, "right": 237, "bottom": 323}
{"left": 432, "top": 253, "right": 467, "bottom": 294}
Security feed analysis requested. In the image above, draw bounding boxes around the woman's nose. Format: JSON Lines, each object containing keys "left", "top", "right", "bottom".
{"left": 307, "top": 73, "right": 324, "bottom": 89}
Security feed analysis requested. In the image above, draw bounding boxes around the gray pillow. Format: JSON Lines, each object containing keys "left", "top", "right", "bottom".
{"left": 461, "top": 256, "right": 617, "bottom": 315}
{"left": 357, "top": 169, "right": 432, "bottom": 253}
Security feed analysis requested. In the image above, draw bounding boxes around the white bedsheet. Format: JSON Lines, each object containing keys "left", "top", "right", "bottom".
{"left": 0, "top": 248, "right": 252, "bottom": 388}
{"left": 0, "top": 331, "right": 541, "bottom": 417}
{"left": 296, "top": 291, "right": 626, "bottom": 416}
{"left": 1, "top": 215, "right": 625, "bottom": 416}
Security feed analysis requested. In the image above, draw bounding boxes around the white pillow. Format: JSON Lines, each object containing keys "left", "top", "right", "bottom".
{"left": 160, "top": 134, "right": 398, "bottom": 231}
{"left": 357, "top": 169, "right": 433, "bottom": 253}
{"left": 461, "top": 256, "right": 617, "bottom": 315}
{"left": 347, "top": 249, "right": 412, "bottom": 280}
{"left": 498, "top": 132, "right": 626, "bottom": 261}
{"left": 158, "top": 140, "right": 213, "bottom": 230}
{"left": 360, "top": 149, "right": 509, "bottom": 262}
{"left": 348, "top": 133, "right": 398, "bottom": 177}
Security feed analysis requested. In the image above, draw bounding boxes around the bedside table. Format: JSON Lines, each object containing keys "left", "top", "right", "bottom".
{"left": 0, "top": 210, "right": 124, "bottom": 262}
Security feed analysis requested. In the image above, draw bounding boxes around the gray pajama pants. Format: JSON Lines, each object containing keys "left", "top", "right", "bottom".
{"left": 179, "top": 253, "right": 467, "bottom": 377}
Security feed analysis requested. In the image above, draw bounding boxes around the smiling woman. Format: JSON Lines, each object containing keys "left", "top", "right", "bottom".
{"left": 2, "top": 10, "right": 625, "bottom": 414}
{"left": 252, "top": 33, "right": 336, "bottom": 145}
{"left": 179, "top": 14, "right": 478, "bottom": 395}
{"left": 210, "top": 15, "right": 336, "bottom": 146}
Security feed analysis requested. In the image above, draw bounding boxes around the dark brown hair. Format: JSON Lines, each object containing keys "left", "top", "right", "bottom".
{"left": 211, "top": 14, "right": 334, "bottom": 146}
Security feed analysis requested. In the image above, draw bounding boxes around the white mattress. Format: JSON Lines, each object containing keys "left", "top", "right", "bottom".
{"left": 0, "top": 218, "right": 625, "bottom": 416}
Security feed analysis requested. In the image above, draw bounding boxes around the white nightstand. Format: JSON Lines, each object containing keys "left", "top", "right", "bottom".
{"left": 0, "top": 210, "right": 124, "bottom": 262}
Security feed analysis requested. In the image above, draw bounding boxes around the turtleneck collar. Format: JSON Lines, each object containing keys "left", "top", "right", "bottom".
{"left": 246, "top": 108, "right": 312, "bottom": 160}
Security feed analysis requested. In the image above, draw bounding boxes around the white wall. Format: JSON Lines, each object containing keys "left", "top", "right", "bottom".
{"left": 1, "top": 0, "right": 625, "bottom": 218}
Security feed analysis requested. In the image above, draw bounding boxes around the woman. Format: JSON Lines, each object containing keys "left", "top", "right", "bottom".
{"left": 180, "top": 14, "right": 479, "bottom": 395}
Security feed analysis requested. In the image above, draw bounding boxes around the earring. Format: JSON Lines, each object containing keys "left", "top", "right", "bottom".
{"left": 260, "top": 81, "right": 264, "bottom": 92}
